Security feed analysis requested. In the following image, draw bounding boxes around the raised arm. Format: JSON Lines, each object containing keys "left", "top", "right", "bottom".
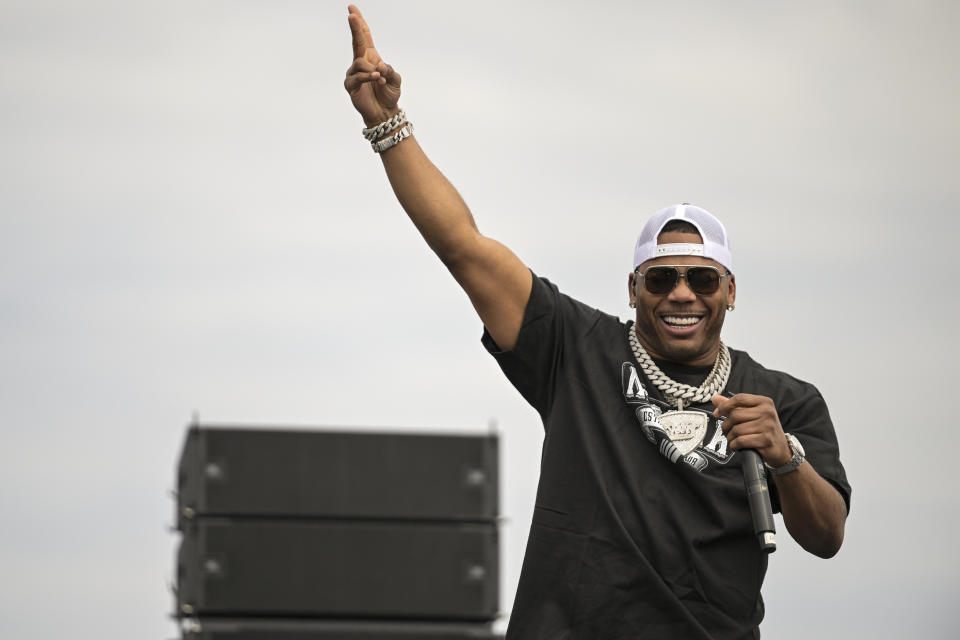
{"left": 344, "top": 5, "right": 531, "bottom": 350}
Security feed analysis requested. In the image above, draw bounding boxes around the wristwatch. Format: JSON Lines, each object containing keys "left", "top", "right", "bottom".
{"left": 764, "top": 433, "right": 805, "bottom": 476}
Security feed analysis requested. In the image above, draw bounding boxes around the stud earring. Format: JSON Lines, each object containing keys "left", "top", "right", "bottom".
{"left": 726, "top": 303, "right": 735, "bottom": 311}
{"left": 629, "top": 300, "right": 636, "bottom": 308}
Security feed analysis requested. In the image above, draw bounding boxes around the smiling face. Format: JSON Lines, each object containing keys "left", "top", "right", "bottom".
{"left": 628, "top": 230, "right": 736, "bottom": 366}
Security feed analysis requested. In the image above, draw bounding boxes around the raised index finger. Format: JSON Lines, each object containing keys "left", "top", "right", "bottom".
{"left": 348, "top": 5, "right": 376, "bottom": 59}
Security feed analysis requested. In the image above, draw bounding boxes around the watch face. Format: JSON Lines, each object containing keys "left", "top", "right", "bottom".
{"left": 786, "top": 433, "right": 805, "bottom": 457}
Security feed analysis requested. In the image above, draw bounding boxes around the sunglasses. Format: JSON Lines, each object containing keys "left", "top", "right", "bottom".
{"left": 635, "top": 265, "right": 730, "bottom": 296}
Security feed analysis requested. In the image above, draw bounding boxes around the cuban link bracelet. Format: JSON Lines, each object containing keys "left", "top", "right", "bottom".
{"left": 371, "top": 123, "right": 414, "bottom": 154}
{"left": 362, "top": 109, "right": 408, "bottom": 141}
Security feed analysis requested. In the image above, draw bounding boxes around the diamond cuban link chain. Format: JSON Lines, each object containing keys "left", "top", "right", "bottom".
{"left": 628, "top": 323, "right": 731, "bottom": 409}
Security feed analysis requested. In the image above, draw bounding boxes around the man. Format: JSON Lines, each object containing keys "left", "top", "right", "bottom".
{"left": 344, "top": 6, "right": 850, "bottom": 639}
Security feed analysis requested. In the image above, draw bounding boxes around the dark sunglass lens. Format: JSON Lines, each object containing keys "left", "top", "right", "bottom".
{"left": 644, "top": 267, "right": 678, "bottom": 294}
{"left": 687, "top": 268, "right": 720, "bottom": 294}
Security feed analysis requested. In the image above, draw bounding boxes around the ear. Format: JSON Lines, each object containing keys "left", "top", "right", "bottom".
{"left": 726, "top": 274, "right": 736, "bottom": 307}
{"left": 627, "top": 271, "right": 638, "bottom": 307}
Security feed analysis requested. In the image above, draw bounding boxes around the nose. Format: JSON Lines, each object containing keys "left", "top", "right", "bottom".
{"left": 668, "top": 271, "right": 697, "bottom": 302}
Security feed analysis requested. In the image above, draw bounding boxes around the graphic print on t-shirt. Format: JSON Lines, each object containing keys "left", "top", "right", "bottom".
{"left": 621, "top": 362, "right": 736, "bottom": 473}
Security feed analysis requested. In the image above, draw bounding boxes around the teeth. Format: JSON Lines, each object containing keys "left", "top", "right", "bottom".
{"left": 663, "top": 316, "right": 702, "bottom": 326}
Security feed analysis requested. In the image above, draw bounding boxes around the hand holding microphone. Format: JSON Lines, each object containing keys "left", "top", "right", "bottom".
{"left": 712, "top": 393, "right": 788, "bottom": 553}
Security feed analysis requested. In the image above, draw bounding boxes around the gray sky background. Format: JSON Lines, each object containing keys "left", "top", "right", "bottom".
{"left": 1, "top": 1, "right": 958, "bottom": 638}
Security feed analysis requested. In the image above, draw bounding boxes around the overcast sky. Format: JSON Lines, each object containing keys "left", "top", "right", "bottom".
{"left": 1, "top": 1, "right": 958, "bottom": 638}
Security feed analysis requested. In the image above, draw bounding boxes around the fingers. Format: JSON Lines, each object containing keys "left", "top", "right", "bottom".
{"left": 718, "top": 406, "right": 767, "bottom": 434}
{"left": 343, "top": 70, "right": 377, "bottom": 93}
{"left": 712, "top": 392, "right": 767, "bottom": 418}
{"left": 723, "top": 415, "right": 783, "bottom": 446}
{"left": 378, "top": 61, "right": 402, "bottom": 88}
{"left": 715, "top": 394, "right": 790, "bottom": 463}
{"left": 344, "top": 57, "right": 383, "bottom": 93}
{"left": 721, "top": 415, "right": 772, "bottom": 439}
{"left": 726, "top": 429, "right": 779, "bottom": 452}
{"left": 348, "top": 5, "right": 376, "bottom": 60}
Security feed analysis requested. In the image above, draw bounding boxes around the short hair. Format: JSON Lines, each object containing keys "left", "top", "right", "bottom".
{"left": 658, "top": 219, "right": 701, "bottom": 237}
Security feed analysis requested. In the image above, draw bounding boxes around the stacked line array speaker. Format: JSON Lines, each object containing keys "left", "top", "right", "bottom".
{"left": 174, "top": 425, "right": 502, "bottom": 639}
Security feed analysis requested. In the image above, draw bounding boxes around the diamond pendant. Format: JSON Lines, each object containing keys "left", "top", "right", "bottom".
{"left": 658, "top": 400, "right": 708, "bottom": 456}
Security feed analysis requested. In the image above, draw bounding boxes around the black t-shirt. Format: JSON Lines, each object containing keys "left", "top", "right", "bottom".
{"left": 483, "top": 275, "right": 851, "bottom": 640}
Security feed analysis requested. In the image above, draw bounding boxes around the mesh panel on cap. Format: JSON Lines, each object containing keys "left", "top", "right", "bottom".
{"left": 636, "top": 207, "right": 676, "bottom": 246}
{"left": 683, "top": 206, "right": 727, "bottom": 247}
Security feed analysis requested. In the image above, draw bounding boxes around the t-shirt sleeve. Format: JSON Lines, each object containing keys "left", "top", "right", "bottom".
{"left": 481, "top": 272, "right": 601, "bottom": 420}
{"left": 770, "top": 382, "right": 852, "bottom": 514}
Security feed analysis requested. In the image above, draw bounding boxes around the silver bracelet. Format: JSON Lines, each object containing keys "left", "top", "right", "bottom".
{"left": 371, "top": 123, "right": 414, "bottom": 154}
{"left": 362, "top": 109, "right": 407, "bottom": 141}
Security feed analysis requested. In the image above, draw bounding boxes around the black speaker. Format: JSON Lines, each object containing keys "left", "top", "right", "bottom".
{"left": 180, "top": 618, "right": 503, "bottom": 639}
{"left": 177, "top": 519, "right": 499, "bottom": 621}
{"left": 177, "top": 427, "right": 498, "bottom": 528}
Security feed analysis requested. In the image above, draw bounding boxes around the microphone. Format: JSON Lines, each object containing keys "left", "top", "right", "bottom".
{"left": 741, "top": 449, "right": 776, "bottom": 553}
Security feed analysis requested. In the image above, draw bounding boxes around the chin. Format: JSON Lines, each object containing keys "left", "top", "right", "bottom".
{"left": 656, "top": 337, "right": 709, "bottom": 364}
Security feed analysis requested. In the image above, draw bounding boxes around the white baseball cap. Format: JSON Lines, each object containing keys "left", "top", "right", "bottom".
{"left": 632, "top": 203, "right": 733, "bottom": 273}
